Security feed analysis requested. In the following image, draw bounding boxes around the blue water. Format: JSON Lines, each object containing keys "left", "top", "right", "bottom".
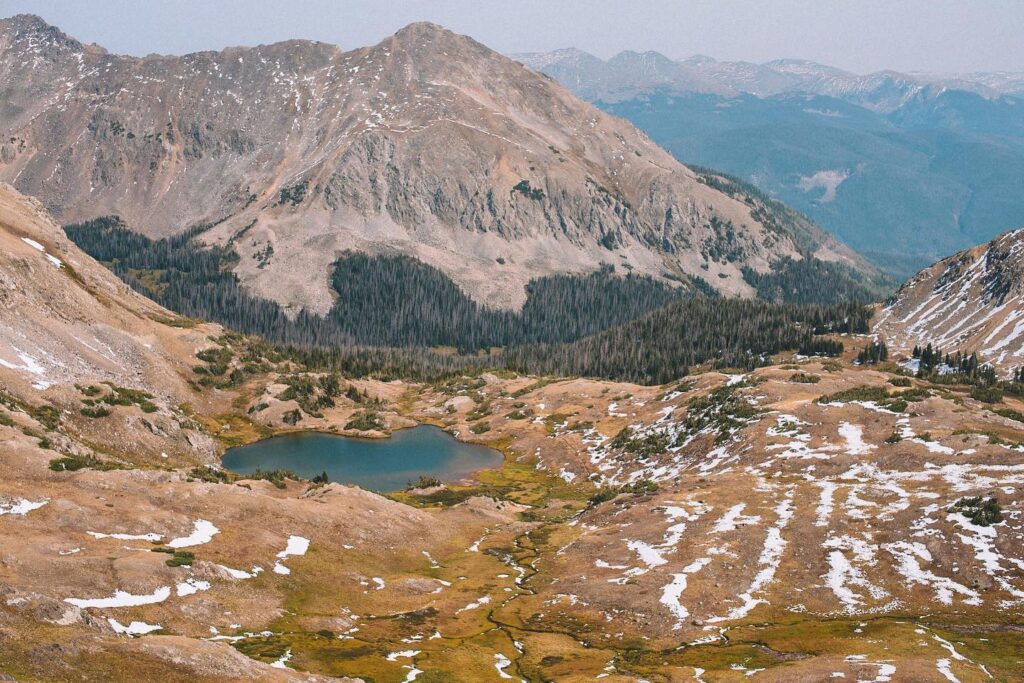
{"left": 220, "top": 425, "right": 503, "bottom": 492}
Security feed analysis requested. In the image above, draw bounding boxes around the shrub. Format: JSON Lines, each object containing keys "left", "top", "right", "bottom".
{"left": 949, "top": 496, "right": 1002, "bottom": 526}
{"left": 407, "top": 475, "right": 442, "bottom": 490}
{"left": 817, "top": 386, "right": 889, "bottom": 404}
{"left": 588, "top": 488, "right": 619, "bottom": 507}
{"left": 80, "top": 406, "right": 112, "bottom": 418}
{"left": 588, "top": 480, "right": 658, "bottom": 507}
{"left": 49, "top": 454, "right": 123, "bottom": 472}
{"left": 469, "top": 421, "right": 491, "bottom": 434}
{"left": 164, "top": 550, "right": 195, "bottom": 567}
{"left": 248, "top": 469, "right": 299, "bottom": 489}
{"left": 467, "top": 401, "right": 492, "bottom": 421}
{"left": 29, "top": 405, "right": 61, "bottom": 431}
{"left": 345, "top": 410, "right": 384, "bottom": 431}
{"left": 790, "top": 372, "right": 821, "bottom": 384}
{"left": 970, "top": 386, "right": 1003, "bottom": 404}
{"left": 188, "top": 466, "right": 234, "bottom": 484}
{"left": 622, "top": 479, "right": 658, "bottom": 495}
{"left": 994, "top": 408, "right": 1024, "bottom": 423}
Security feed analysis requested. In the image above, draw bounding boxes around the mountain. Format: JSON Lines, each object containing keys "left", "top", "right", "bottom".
{"left": 600, "top": 90, "right": 1024, "bottom": 277}
{"left": 517, "top": 49, "right": 1024, "bottom": 278}
{"left": 516, "top": 48, "right": 1024, "bottom": 108}
{"left": 516, "top": 48, "right": 730, "bottom": 102}
{"left": 0, "top": 15, "right": 872, "bottom": 317}
{"left": 876, "top": 228, "right": 1024, "bottom": 370}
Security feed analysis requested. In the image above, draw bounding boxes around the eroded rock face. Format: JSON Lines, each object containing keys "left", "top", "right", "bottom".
{"left": 875, "top": 228, "right": 1024, "bottom": 368}
{"left": 0, "top": 15, "right": 863, "bottom": 312}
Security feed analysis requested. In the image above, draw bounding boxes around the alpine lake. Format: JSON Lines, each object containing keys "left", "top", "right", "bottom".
{"left": 221, "top": 425, "right": 504, "bottom": 492}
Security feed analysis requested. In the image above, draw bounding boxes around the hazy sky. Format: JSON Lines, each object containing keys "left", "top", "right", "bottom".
{"left": 2, "top": 0, "right": 1022, "bottom": 74}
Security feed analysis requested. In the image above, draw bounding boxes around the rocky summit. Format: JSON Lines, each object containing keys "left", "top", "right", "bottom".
{"left": 0, "top": 15, "right": 866, "bottom": 313}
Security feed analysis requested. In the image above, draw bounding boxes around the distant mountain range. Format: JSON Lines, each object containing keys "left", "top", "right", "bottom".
{"left": 515, "top": 48, "right": 1024, "bottom": 107}
{"left": 516, "top": 49, "right": 1024, "bottom": 277}
{"left": 0, "top": 14, "right": 879, "bottom": 318}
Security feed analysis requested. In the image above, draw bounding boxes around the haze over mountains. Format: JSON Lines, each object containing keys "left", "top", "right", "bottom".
{"left": 517, "top": 48, "right": 1024, "bottom": 277}
{"left": 515, "top": 49, "right": 1024, "bottom": 105}
{"left": 0, "top": 14, "right": 878, "bottom": 317}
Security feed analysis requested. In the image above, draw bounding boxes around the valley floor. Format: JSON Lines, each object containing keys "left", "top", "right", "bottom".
{"left": 2, "top": 345, "right": 1024, "bottom": 681}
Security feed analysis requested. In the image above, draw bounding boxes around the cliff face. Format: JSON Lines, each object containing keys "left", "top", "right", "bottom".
{"left": 875, "top": 228, "right": 1024, "bottom": 368}
{"left": 0, "top": 15, "right": 864, "bottom": 312}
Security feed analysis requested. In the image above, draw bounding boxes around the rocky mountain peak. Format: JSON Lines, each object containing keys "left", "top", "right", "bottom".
{"left": 0, "top": 17, "right": 869, "bottom": 314}
{"left": 0, "top": 14, "right": 89, "bottom": 54}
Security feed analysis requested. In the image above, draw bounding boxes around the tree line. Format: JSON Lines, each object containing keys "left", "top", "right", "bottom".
{"left": 65, "top": 216, "right": 870, "bottom": 384}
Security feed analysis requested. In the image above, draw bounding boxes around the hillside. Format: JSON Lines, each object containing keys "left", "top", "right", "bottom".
{"left": 0, "top": 15, "right": 874, "bottom": 315}
{"left": 0, "top": 182, "right": 202, "bottom": 401}
{"left": 518, "top": 50, "right": 1024, "bottom": 278}
{"left": 876, "top": 228, "right": 1024, "bottom": 370}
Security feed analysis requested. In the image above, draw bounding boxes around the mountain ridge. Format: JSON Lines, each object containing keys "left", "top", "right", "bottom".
{"left": 516, "top": 47, "right": 1024, "bottom": 278}
{"left": 514, "top": 46, "right": 1024, "bottom": 107}
{"left": 876, "top": 227, "right": 1024, "bottom": 370}
{"left": 0, "top": 15, "right": 874, "bottom": 314}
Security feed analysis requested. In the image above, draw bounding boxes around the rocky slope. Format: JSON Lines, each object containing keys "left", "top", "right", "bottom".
{"left": 0, "top": 14, "right": 868, "bottom": 313}
{"left": 0, "top": 183, "right": 200, "bottom": 396}
{"left": 875, "top": 228, "right": 1024, "bottom": 369}
{"left": 0, "top": 181, "right": 225, "bottom": 462}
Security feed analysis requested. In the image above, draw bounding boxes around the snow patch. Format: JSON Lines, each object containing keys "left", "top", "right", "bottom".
{"left": 65, "top": 586, "right": 172, "bottom": 608}
{"left": 167, "top": 519, "right": 220, "bottom": 548}
{"left": 0, "top": 498, "right": 48, "bottom": 516}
